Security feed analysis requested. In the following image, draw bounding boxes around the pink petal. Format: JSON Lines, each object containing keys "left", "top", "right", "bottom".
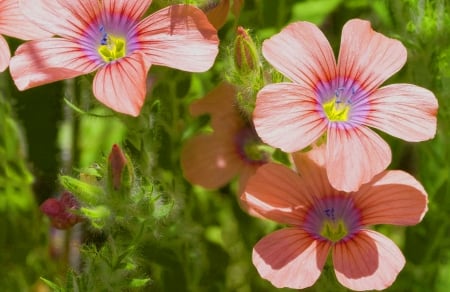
{"left": 93, "top": 52, "right": 149, "bottom": 116}
{"left": 355, "top": 170, "right": 428, "bottom": 226}
{"left": 253, "top": 83, "right": 327, "bottom": 153}
{"left": 326, "top": 125, "right": 391, "bottom": 192}
{"left": 262, "top": 21, "right": 336, "bottom": 88}
{"left": 237, "top": 165, "right": 262, "bottom": 216}
{"left": 365, "top": 84, "right": 438, "bottom": 142}
{"left": 242, "top": 162, "right": 315, "bottom": 225}
{"left": 0, "top": 35, "right": 10, "bottom": 72}
{"left": 333, "top": 230, "right": 405, "bottom": 291}
{"left": 20, "top": 0, "right": 77, "bottom": 37}
{"left": 0, "top": 0, "right": 52, "bottom": 39}
{"left": 181, "top": 133, "right": 243, "bottom": 189}
{"left": 10, "top": 39, "right": 99, "bottom": 90}
{"left": 102, "top": 0, "right": 152, "bottom": 20}
{"left": 253, "top": 228, "right": 331, "bottom": 289}
{"left": 337, "top": 19, "right": 407, "bottom": 94}
{"left": 138, "top": 5, "right": 219, "bottom": 72}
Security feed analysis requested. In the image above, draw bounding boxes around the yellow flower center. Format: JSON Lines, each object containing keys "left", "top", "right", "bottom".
{"left": 323, "top": 97, "right": 351, "bottom": 122}
{"left": 320, "top": 218, "right": 348, "bottom": 242}
{"left": 98, "top": 35, "right": 126, "bottom": 63}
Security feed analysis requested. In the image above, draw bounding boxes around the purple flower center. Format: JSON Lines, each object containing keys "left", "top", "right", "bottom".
{"left": 234, "top": 126, "right": 268, "bottom": 166}
{"left": 315, "top": 78, "right": 370, "bottom": 126}
{"left": 303, "top": 195, "right": 361, "bottom": 243}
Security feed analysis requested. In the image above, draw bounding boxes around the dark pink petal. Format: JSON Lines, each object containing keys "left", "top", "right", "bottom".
{"left": 253, "top": 228, "right": 330, "bottom": 289}
{"left": 181, "top": 132, "right": 242, "bottom": 189}
{"left": 253, "top": 83, "right": 327, "bottom": 153}
{"left": 337, "top": 19, "right": 407, "bottom": 94}
{"left": 355, "top": 170, "right": 428, "bottom": 226}
{"left": 262, "top": 21, "right": 336, "bottom": 88}
{"left": 333, "top": 230, "right": 405, "bottom": 291}
{"left": 0, "top": 0, "right": 52, "bottom": 39}
{"left": 0, "top": 35, "right": 10, "bottom": 72}
{"left": 138, "top": 5, "right": 219, "bottom": 72}
{"left": 242, "top": 162, "right": 316, "bottom": 225}
{"left": 10, "top": 39, "right": 99, "bottom": 90}
{"left": 326, "top": 125, "right": 391, "bottom": 192}
{"left": 93, "top": 52, "right": 149, "bottom": 116}
{"left": 366, "top": 84, "right": 438, "bottom": 142}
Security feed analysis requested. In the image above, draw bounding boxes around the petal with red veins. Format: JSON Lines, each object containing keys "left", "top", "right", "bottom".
{"left": 333, "top": 230, "right": 405, "bottom": 291}
{"left": 138, "top": 5, "right": 219, "bottom": 72}
{"left": 262, "top": 21, "right": 336, "bottom": 88}
{"left": 253, "top": 228, "right": 330, "bottom": 289}
{"left": 253, "top": 83, "right": 327, "bottom": 153}
{"left": 102, "top": 0, "right": 152, "bottom": 21}
{"left": 326, "top": 125, "right": 391, "bottom": 192}
{"left": 10, "top": 38, "right": 99, "bottom": 90}
{"left": 93, "top": 52, "right": 149, "bottom": 116}
{"left": 366, "top": 84, "right": 438, "bottom": 142}
{"left": 337, "top": 19, "right": 407, "bottom": 94}
{"left": 0, "top": 35, "right": 10, "bottom": 72}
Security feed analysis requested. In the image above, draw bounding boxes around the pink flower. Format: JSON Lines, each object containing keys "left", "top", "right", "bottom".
{"left": 40, "top": 191, "right": 84, "bottom": 229}
{"left": 0, "top": 0, "right": 52, "bottom": 72}
{"left": 10, "top": 0, "right": 219, "bottom": 116}
{"left": 242, "top": 147, "right": 428, "bottom": 291}
{"left": 253, "top": 19, "right": 438, "bottom": 191}
{"left": 181, "top": 82, "right": 268, "bottom": 210}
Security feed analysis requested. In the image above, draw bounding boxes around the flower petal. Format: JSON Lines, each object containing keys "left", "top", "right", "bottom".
{"left": 333, "top": 230, "right": 405, "bottom": 291}
{"left": 0, "top": 35, "right": 10, "bottom": 72}
{"left": 326, "top": 125, "right": 391, "bottom": 192}
{"left": 103, "top": 0, "right": 152, "bottom": 21}
{"left": 253, "top": 83, "right": 327, "bottom": 153}
{"left": 355, "top": 170, "right": 428, "bottom": 226}
{"left": 10, "top": 39, "right": 99, "bottom": 90}
{"left": 337, "top": 19, "right": 407, "bottom": 93}
{"left": 242, "top": 162, "right": 315, "bottom": 225}
{"left": 138, "top": 5, "right": 219, "bottom": 72}
{"left": 0, "top": 0, "right": 52, "bottom": 39}
{"left": 181, "top": 133, "right": 242, "bottom": 189}
{"left": 262, "top": 21, "right": 336, "bottom": 87}
{"left": 93, "top": 52, "right": 149, "bottom": 116}
{"left": 365, "top": 84, "right": 438, "bottom": 142}
{"left": 253, "top": 228, "right": 330, "bottom": 289}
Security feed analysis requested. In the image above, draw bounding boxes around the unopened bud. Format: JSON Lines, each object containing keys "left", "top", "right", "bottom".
{"left": 107, "top": 144, "right": 133, "bottom": 193}
{"left": 40, "top": 191, "right": 83, "bottom": 229}
{"left": 234, "top": 26, "right": 259, "bottom": 74}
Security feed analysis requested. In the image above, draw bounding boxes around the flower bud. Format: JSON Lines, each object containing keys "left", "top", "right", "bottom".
{"left": 107, "top": 144, "right": 133, "bottom": 194}
{"left": 40, "top": 191, "right": 83, "bottom": 229}
{"left": 234, "top": 26, "right": 259, "bottom": 74}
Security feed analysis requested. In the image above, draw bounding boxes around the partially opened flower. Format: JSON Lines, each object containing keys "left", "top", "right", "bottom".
{"left": 242, "top": 147, "right": 428, "bottom": 291}
{"left": 0, "top": 0, "right": 52, "bottom": 72}
{"left": 40, "top": 191, "right": 84, "bottom": 229}
{"left": 10, "top": 0, "right": 219, "bottom": 116}
{"left": 253, "top": 19, "right": 438, "bottom": 191}
{"left": 181, "top": 82, "right": 268, "bottom": 206}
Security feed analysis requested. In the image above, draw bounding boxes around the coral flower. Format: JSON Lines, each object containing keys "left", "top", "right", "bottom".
{"left": 0, "top": 0, "right": 52, "bottom": 72}
{"left": 10, "top": 0, "right": 219, "bottom": 116}
{"left": 241, "top": 147, "right": 428, "bottom": 291}
{"left": 253, "top": 19, "right": 438, "bottom": 191}
{"left": 181, "top": 82, "right": 267, "bottom": 202}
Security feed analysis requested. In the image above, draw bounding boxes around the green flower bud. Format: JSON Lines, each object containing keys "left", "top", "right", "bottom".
{"left": 234, "top": 26, "right": 259, "bottom": 74}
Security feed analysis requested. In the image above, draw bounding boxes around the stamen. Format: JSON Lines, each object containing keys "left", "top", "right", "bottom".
{"left": 97, "top": 26, "right": 126, "bottom": 63}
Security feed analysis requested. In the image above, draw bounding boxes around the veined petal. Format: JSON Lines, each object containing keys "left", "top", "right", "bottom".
{"left": 0, "top": 35, "right": 10, "bottom": 72}
{"left": 181, "top": 133, "right": 243, "bottom": 189}
{"left": 326, "top": 125, "right": 391, "bottom": 192}
{"left": 20, "top": 0, "right": 79, "bottom": 38}
{"left": 253, "top": 83, "right": 327, "bottom": 153}
{"left": 262, "top": 21, "right": 336, "bottom": 88}
{"left": 366, "top": 84, "right": 438, "bottom": 142}
{"left": 93, "top": 52, "right": 149, "bottom": 116}
{"left": 242, "top": 162, "right": 315, "bottom": 225}
{"left": 10, "top": 38, "right": 98, "bottom": 90}
{"left": 138, "top": 5, "right": 219, "bottom": 72}
{"left": 253, "top": 228, "right": 330, "bottom": 289}
{"left": 333, "top": 230, "right": 405, "bottom": 291}
{"left": 0, "top": 0, "right": 52, "bottom": 39}
{"left": 337, "top": 19, "right": 407, "bottom": 94}
{"left": 103, "top": 0, "right": 152, "bottom": 21}
{"left": 355, "top": 170, "right": 428, "bottom": 226}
